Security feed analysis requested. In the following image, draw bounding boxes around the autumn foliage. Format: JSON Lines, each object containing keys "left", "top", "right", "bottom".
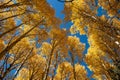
{"left": 0, "top": 0, "right": 120, "bottom": 80}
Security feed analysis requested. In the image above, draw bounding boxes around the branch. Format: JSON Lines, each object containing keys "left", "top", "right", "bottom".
{"left": 0, "top": 0, "right": 12, "bottom": 7}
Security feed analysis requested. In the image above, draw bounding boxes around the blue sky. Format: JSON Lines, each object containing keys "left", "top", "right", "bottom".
{"left": 47, "top": 0, "right": 94, "bottom": 79}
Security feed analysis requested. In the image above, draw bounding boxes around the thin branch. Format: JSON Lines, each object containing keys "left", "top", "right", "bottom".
{"left": 0, "top": 0, "right": 13, "bottom": 7}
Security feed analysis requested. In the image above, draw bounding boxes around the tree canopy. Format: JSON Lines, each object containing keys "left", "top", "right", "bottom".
{"left": 0, "top": 0, "right": 120, "bottom": 80}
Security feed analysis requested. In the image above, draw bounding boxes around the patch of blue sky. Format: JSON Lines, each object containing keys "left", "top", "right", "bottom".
{"left": 47, "top": 0, "right": 64, "bottom": 19}
{"left": 15, "top": 18, "right": 22, "bottom": 26}
{"left": 97, "top": 6, "right": 108, "bottom": 17}
{"left": 75, "top": 33, "right": 89, "bottom": 54}
{"left": 47, "top": 0, "right": 66, "bottom": 28}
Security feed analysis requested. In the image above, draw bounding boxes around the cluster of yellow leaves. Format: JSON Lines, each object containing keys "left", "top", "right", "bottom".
{"left": 9, "top": 38, "right": 32, "bottom": 54}
{"left": 28, "top": 54, "right": 46, "bottom": 76}
{"left": 67, "top": 36, "right": 85, "bottom": 58}
{"left": 70, "top": 0, "right": 86, "bottom": 35}
{"left": 15, "top": 68, "right": 29, "bottom": 80}
{"left": 74, "top": 64, "right": 88, "bottom": 80}
{"left": 88, "top": 28, "right": 102, "bottom": 49}
{"left": 0, "top": 0, "right": 60, "bottom": 39}
{"left": 86, "top": 47, "right": 105, "bottom": 71}
{"left": 112, "top": 18, "right": 120, "bottom": 29}
{"left": 98, "top": 0, "right": 120, "bottom": 17}
{"left": 64, "top": 0, "right": 96, "bottom": 35}
{"left": 49, "top": 28, "right": 68, "bottom": 57}
{"left": 3, "top": 18, "right": 16, "bottom": 31}
{"left": 22, "top": 24, "right": 48, "bottom": 42}
{"left": 55, "top": 62, "right": 72, "bottom": 80}
{"left": 64, "top": 0, "right": 120, "bottom": 39}
{"left": 8, "top": 38, "right": 35, "bottom": 64}
{"left": 72, "top": 0, "right": 86, "bottom": 10}
{"left": 40, "top": 28, "right": 85, "bottom": 58}
{"left": 89, "top": 26, "right": 120, "bottom": 59}
{"left": 30, "top": 0, "right": 61, "bottom": 27}
{"left": 49, "top": 28, "right": 67, "bottom": 42}
{"left": 40, "top": 42, "right": 52, "bottom": 55}
{"left": 15, "top": 54, "right": 46, "bottom": 80}
{"left": 56, "top": 62, "right": 72, "bottom": 74}
{"left": 70, "top": 19, "right": 86, "bottom": 35}
{"left": 55, "top": 62, "right": 88, "bottom": 80}
{"left": 39, "top": 28, "right": 68, "bottom": 60}
{"left": 85, "top": 47, "right": 112, "bottom": 80}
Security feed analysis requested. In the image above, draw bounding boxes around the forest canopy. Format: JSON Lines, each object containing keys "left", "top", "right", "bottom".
{"left": 0, "top": 0, "right": 120, "bottom": 80}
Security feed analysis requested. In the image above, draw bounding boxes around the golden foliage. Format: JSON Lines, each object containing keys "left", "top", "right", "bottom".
{"left": 1, "top": 0, "right": 120, "bottom": 80}
{"left": 67, "top": 36, "right": 85, "bottom": 58}
{"left": 85, "top": 47, "right": 112, "bottom": 80}
{"left": 40, "top": 42, "right": 52, "bottom": 55}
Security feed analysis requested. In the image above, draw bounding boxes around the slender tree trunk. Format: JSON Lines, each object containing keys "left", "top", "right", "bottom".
{"left": 43, "top": 45, "right": 55, "bottom": 80}
{"left": 51, "top": 54, "right": 58, "bottom": 80}
{"left": 0, "top": 2, "right": 23, "bottom": 9}
{"left": 1, "top": 50, "right": 22, "bottom": 79}
{"left": 0, "top": 12, "right": 25, "bottom": 21}
{"left": 0, "top": 23, "right": 24, "bottom": 38}
{"left": 1, "top": 63, "right": 13, "bottom": 79}
{"left": 71, "top": 53, "right": 76, "bottom": 80}
{"left": 12, "top": 48, "right": 34, "bottom": 80}
{"left": 29, "top": 72, "right": 34, "bottom": 80}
